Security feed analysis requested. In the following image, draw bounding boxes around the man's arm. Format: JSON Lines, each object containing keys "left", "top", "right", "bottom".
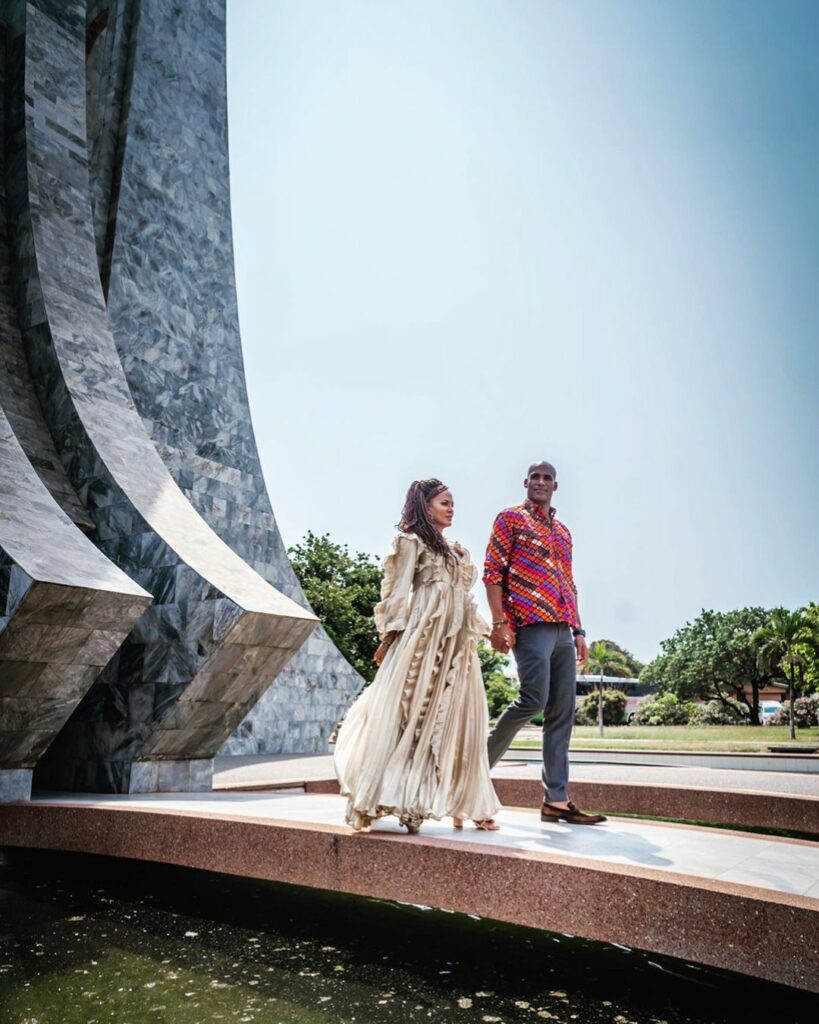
{"left": 564, "top": 528, "right": 587, "bottom": 664}
{"left": 485, "top": 583, "right": 514, "bottom": 652}
{"left": 483, "top": 513, "right": 515, "bottom": 653}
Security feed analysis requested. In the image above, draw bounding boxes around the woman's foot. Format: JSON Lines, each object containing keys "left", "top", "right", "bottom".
{"left": 473, "top": 818, "right": 500, "bottom": 831}
{"left": 453, "top": 817, "right": 499, "bottom": 831}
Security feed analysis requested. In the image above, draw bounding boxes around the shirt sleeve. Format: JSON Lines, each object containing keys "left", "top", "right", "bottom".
{"left": 483, "top": 512, "right": 514, "bottom": 586}
{"left": 563, "top": 528, "right": 578, "bottom": 596}
{"left": 373, "top": 533, "right": 420, "bottom": 638}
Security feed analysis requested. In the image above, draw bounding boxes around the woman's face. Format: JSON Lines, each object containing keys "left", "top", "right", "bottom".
{"left": 427, "top": 489, "right": 454, "bottom": 532}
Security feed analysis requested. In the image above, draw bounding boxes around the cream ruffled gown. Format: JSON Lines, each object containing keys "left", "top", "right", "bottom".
{"left": 334, "top": 532, "right": 500, "bottom": 831}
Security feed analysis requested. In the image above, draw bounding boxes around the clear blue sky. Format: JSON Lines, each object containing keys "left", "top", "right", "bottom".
{"left": 225, "top": 0, "right": 818, "bottom": 662}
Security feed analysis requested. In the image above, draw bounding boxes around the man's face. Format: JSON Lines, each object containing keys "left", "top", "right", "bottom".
{"left": 525, "top": 464, "right": 557, "bottom": 506}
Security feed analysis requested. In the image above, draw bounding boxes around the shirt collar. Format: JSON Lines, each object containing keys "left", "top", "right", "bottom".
{"left": 524, "top": 499, "right": 556, "bottom": 521}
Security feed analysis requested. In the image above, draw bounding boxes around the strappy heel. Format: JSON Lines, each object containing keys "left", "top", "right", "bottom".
{"left": 453, "top": 817, "right": 499, "bottom": 831}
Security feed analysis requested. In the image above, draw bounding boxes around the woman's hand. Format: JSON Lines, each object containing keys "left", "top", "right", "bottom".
{"left": 489, "top": 622, "right": 515, "bottom": 654}
{"left": 374, "top": 633, "right": 396, "bottom": 665}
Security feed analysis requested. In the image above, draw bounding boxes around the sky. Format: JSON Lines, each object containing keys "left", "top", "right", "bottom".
{"left": 225, "top": 0, "right": 818, "bottom": 663}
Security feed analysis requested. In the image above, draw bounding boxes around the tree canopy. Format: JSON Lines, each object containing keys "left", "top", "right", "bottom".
{"left": 640, "top": 607, "right": 777, "bottom": 724}
{"left": 585, "top": 640, "right": 634, "bottom": 681}
{"left": 796, "top": 603, "right": 819, "bottom": 691}
{"left": 754, "top": 607, "right": 817, "bottom": 739}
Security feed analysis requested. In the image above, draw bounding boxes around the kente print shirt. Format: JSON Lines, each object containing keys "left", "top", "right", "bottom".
{"left": 483, "top": 499, "right": 580, "bottom": 630}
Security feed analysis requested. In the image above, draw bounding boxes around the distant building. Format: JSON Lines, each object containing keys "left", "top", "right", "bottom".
{"left": 744, "top": 681, "right": 787, "bottom": 703}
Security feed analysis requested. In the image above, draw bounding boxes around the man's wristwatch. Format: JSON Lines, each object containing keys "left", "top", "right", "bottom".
{"left": 572, "top": 628, "right": 586, "bottom": 638}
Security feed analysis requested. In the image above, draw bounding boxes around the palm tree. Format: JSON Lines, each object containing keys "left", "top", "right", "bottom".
{"left": 754, "top": 608, "right": 814, "bottom": 741}
{"left": 583, "top": 640, "right": 633, "bottom": 738}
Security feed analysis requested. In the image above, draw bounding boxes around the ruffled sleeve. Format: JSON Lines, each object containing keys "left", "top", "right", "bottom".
{"left": 457, "top": 545, "right": 490, "bottom": 638}
{"left": 373, "top": 533, "right": 421, "bottom": 639}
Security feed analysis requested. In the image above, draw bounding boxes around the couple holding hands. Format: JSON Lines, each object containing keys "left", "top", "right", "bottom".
{"left": 334, "top": 461, "right": 606, "bottom": 834}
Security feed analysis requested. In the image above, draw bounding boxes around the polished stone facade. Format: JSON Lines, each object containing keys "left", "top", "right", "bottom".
{"left": 0, "top": 0, "right": 361, "bottom": 797}
{"left": 0, "top": 404, "right": 151, "bottom": 800}
{"left": 97, "top": 0, "right": 363, "bottom": 754}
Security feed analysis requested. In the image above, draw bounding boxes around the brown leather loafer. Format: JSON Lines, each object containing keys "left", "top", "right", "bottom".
{"left": 541, "top": 800, "right": 607, "bottom": 825}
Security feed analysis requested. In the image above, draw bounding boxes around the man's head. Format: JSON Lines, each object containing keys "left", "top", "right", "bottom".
{"left": 525, "top": 461, "right": 557, "bottom": 508}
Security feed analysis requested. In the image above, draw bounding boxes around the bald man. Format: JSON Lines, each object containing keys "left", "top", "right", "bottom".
{"left": 483, "top": 461, "right": 606, "bottom": 825}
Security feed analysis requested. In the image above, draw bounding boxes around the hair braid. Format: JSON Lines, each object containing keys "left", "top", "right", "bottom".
{"left": 398, "top": 478, "right": 454, "bottom": 562}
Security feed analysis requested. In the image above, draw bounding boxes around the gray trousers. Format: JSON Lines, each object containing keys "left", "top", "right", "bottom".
{"left": 487, "top": 622, "right": 576, "bottom": 803}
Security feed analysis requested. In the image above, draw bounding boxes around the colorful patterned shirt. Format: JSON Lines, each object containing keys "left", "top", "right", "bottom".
{"left": 483, "top": 500, "right": 579, "bottom": 630}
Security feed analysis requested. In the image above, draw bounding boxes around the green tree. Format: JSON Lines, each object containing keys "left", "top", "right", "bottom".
{"left": 794, "top": 603, "right": 819, "bottom": 693}
{"left": 288, "top": 531, "right": 382, "bottom": 682}
{"left": 583, "top": 640, "right": 633, "bottom": 737}
{"left": 641, "top": 608, "right": 776, "bottom": 725}
{"left": 596, "top": 639, "right": 644, "bottom": 677}
{"left": 754, "top": 608, "right": 816, "bottom": 741}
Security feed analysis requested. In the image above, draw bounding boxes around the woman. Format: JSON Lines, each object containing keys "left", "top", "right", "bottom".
{"left": 334, "top": 478, "right": 500, "bottom": 833}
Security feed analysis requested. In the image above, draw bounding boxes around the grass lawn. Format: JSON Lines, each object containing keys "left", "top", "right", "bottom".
{"left": 510, "top": 725, "right": 819, "bottom": 752}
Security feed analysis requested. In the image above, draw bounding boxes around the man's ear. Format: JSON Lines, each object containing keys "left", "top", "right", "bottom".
{"left": 553, "top": 481, "right": 559, "bottom": 491}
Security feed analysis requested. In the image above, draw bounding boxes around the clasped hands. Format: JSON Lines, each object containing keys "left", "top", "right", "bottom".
{"left": 490, "top": 622, "right": 590, "bottom": 666}
{"left": 489, "top": 622, "right": 515, "bottom": 654}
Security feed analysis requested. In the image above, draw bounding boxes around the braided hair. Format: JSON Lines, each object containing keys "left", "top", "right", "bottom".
{"left": 398, "top": 478, "right": 454, "bottom": 562}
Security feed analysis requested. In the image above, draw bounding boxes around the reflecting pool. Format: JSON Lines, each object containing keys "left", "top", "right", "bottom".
{"left": 0, "top": 850, "right": 814, "bottom": 1023}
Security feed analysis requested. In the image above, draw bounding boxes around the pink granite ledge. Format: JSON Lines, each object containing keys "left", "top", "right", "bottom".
{"left": 0, "top": 803, "right": 817, "bottom": 993}
{"left": 491, "top": 777, "right": 819, "bottom": 837}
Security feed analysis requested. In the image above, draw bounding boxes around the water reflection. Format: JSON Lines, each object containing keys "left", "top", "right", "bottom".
{"left": 0, "top": 850, "right": 814, "bottom": 1024}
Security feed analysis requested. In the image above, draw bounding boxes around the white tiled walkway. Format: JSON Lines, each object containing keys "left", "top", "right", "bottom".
{"left": 35, "top": 791, "right": 819, "bottom": 900}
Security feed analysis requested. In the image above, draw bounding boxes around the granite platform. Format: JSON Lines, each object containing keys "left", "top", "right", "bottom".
{"left": 1, "top": 791, "right": 817, "bottom": 993}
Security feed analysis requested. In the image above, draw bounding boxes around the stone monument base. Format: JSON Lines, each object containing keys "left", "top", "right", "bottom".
{"left": 128, "top": 759, "right": 213, "bottom": 794}
{"left": 0, "top": 768, "right": 32, "bottom": 803}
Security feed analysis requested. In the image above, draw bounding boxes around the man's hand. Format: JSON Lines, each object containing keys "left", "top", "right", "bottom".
{"left": 490, "top": 623, "right": 515, "bottom": 654}
{"left": 575, "top": 633, "right": 588, "bottom": 666}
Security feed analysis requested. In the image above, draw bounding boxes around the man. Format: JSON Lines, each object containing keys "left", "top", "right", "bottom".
{"left": 484, "top": 461, "right": 606, "bottom": 825}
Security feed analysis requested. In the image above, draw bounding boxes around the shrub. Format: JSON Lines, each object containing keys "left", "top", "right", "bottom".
{"left": 485, "top": 673, "right": 518, "bottom": 719}
{"left": 632, "top": 692, "right": 694, "bottom": 726}
{"left": 770, "top": 694, "right": 819, "bottom": 728}
{"left": 689, "top": 699, "right": 750, "bottom": 725}
{"left": 576, "top": 689, "right": 628, "bottom": 726}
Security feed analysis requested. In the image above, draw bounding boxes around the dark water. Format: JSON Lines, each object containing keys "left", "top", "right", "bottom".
{"left": 0, "top": 850, "right": 815, "bottom": 1024}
